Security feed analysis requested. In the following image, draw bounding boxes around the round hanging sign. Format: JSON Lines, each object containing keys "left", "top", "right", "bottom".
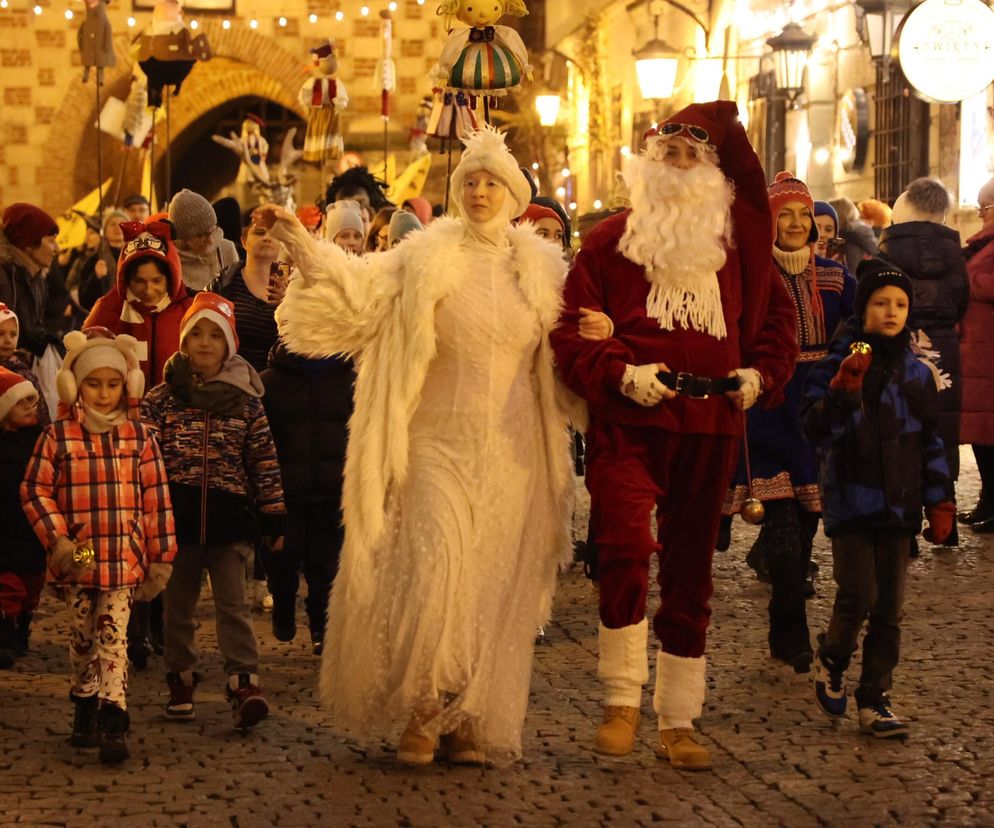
{"left": 897, "top": 0, "right": 994, "bottom": 103}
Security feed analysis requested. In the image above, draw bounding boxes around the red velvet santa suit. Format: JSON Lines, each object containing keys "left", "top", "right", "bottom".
{"left": 550, "top": 102, "right": 798, "bottom": 748}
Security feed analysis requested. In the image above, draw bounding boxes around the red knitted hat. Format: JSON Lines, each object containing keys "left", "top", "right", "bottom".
{"left": 180, "top": 292, "right": 239, "bottom": 358}
{"left": 0, "top": 366, "right": 38, "bottom": 423}
{"left": 117, "top": 219, "right": 183, "bottom": 293}
{"left": 1, "top": 203, "right": 58, "bottom": 250}
{"left": 768, "top": 171, "right": 818, "bottom": 243}
{"left": 517, "top": 203, "right": 565, "bottom": 235}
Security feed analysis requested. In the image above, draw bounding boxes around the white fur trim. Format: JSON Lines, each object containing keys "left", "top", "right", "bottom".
{"left": 181, "top": 308, "right": 238, "bottom": 359}
{"left": 0, "top": 378, "right": 37, "bottom": 422}
{"left": 598, "top": 620, "right": 649, "bottom": 707}
{"left": 653, "top": 650, "right": 706, "bottom": 730}
{"left": 273, "top": 215, "right": 583, "bottom": 614}
{"left": 450, "top": 124, "right": 532, "bottom": 219}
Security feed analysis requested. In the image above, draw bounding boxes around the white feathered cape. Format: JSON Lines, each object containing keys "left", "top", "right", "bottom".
{"left": 272, "top": 216, "right": 584, "bottom": 606}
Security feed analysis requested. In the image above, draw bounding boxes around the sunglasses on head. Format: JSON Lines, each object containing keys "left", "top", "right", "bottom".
{"left": 659, "top": 122, "right": 710, "bottom": 143}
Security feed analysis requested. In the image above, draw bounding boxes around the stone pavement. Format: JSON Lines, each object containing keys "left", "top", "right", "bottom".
{"left": 2, "top": 449, "right": 992, "bottom": 826}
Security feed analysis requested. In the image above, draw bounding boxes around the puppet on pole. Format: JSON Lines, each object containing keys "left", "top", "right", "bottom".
{"left": 376, "top": 10, "right": 397, "bottom": 182}
{"left": 78, "top": 0, "right": 117, "bottom": 213}
{"left": 300, "top": 39, "right": 349, "bottom": 183}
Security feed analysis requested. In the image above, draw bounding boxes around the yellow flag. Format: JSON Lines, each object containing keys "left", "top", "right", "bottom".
{"left": 385, "top": 154, "right": 433, "bottom": 205}
{"left": 55, "top": 178, "right": 114, "bottom": 249}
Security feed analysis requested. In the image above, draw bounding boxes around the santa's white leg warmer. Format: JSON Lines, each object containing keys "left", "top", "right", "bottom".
{"left": 653, "top": 650, "right": 707, "bottom": 730}
{"left": 598, "top": 619, "right": 649, "bottom": 707}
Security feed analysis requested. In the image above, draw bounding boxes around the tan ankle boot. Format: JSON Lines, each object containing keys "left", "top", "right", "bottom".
{"left": 397, "top": 717, "right": 437, "bottom": 765}
{"left": 594, "top": 705, "right": 640, "bottom": 756}
{"left": 658, "top": 727, "right": 711, "bottom": 770}
{"left": 439, "top": 719, "right": 485, "bottom": 765}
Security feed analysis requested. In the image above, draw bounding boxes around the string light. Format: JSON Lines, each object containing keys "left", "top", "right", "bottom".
{"left": 568, "top": 201, "right": 578, "bottom": 210}
{"left": 388, "top": 1, "right": 397, "bottom": 9}
{"left": 222, "top": 18, "right": 230, "bottom": 29}
{"left": 0, "top": 1, "right": 9, "bottom": 9}
{"left": 335, "top": 10, "right": 344, "bottom": 20}
{"left": 277, "top": 15, "right": 286, "bottom": 26}
{"left": 33, "top": 4, "right": 42, "bottom": 14}
{"left": 531, "top": 162, "right": 539, "bottom": 170}
{"left": 555, "top": 186, "right": 567, "bottom": 198}
{"left": 127, "top": 15, "right": 136, "bottom": 26}
{"left": 360, "top": 5, "right": 369, "bottom": 16}
{"left": 249, "top": 17, "right": 258, "bottom": 28}
{"left": 64, "top": 7, "right": 72, "bottom": 18}
{"left": 561, "top": 167, "right": 571, "bottom": 178}
{"left": 593, "top": 199, "right": 603, "bottom": 210}
{"left": 308, "top": 13, "right": 317, "bottom": 23}
{"left": 189, "top": 18, "right": 199, "bottom": 29}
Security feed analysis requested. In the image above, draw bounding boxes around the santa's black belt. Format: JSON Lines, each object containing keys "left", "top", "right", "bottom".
{"left": 656, "top": 370, "right": 741, "bottom": 399}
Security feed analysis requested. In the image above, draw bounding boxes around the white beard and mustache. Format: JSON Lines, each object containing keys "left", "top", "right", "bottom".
{"left": 618, "top": 147, "right": 734, "bottom": 339}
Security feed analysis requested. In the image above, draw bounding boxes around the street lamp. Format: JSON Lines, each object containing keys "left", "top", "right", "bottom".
{"left": 535, "top": 93, "right": 562, "bottom": 127}
{"left": 766, "top": 22, "right": 817, "bottom": 108}
{"left": 855, "top": 0, "right": 914, "bottom": 63}
{"left": 633, "top": 3, "right": 680, "bottom": 102}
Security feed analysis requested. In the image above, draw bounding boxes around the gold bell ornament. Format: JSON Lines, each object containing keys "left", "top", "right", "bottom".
{"left": 739, "top": 410, "right": 765, "bottom": 525}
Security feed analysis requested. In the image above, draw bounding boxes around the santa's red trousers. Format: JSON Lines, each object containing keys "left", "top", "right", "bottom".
{"left": 585, "top": 420, "right": 738, "bottom": 658}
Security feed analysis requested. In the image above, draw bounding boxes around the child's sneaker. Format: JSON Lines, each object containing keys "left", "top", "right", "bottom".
{"left": 812, "top": 649, "right": 847, "bottom": 718}
{"left": 165, "top": 671, "right": 198, "bottom": 719}
{"left": 226, "top": 673, "right": 269, "bottom": 728}
{"left": 858, "top": 696, "right": 909, "bottom": 739}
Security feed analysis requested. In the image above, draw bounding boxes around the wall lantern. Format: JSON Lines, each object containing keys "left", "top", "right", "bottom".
{"left": 855, "top": 0, "right": 914, "bottom": 63}
{"left": 766, "top": 22, "right": 816, "bottom": 107}
{"left": 633, "top": 1, "right": 681, "bottom": 101}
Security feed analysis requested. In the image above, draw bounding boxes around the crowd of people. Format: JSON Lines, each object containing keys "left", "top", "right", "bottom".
{"left": 0, "top": 103, "right": 990, "bottom": 772}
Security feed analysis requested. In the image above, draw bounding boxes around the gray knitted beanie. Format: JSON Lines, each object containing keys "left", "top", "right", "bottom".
{"left": 168, "top": 189, "right": 217, "bottom": 239}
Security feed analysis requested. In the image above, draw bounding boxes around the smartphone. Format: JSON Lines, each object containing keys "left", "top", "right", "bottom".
{"left": 268, "top": 262, "right": 290, "bottom": 302}
{"left": 826, "top": 237, "right": 847, "bottom": 260}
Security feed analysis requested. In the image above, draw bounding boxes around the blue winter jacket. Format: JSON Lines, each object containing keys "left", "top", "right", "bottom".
{"left": 803, "top": 320, "right": 952, "bottom": 536}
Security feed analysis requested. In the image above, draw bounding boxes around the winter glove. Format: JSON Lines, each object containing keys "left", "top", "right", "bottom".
{"left": 923, "top": 501, "right": 956, "bottom": 545}
{"left": 620, "top": 363, "right": 673, "bottom": 407}
{"left": 726, "top": 368, "right": 763, "bottom": 411}
{"left": 49, "top": 536, "right": 78, "bottom": 575}
{"left": 133, "top": 562, "right": 173, "bottom": 602}
{"left": 830, "top": 348, "right": 872, "bottom": 395}
{"left": 578, "top": 307, "right": 614, "bottom": 341}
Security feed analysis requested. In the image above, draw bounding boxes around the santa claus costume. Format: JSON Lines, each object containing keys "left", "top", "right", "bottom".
{"left": 260, "top": 126, "right": 581, "bottom": 766}
{"left": 550, "top": 102, "right": 798, "bottom": 769}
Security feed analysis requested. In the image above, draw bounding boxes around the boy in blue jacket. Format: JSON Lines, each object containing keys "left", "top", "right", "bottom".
{"left": 803, "top": 258, "right": 954, "bottom": 738}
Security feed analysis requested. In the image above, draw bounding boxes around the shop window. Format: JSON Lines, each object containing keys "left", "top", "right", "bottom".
{"left": 873, "top": 61, "right": 929, "bottom": 204}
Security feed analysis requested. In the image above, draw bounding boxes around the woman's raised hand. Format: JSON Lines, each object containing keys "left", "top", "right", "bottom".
{"left": 252, "top": 203, "right": 297, "bottom": 231}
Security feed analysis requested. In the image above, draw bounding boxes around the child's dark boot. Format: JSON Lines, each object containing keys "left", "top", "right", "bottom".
{"left": 70, "top": 693, "right": 100, "bottom": 748}
{"left": 98, "top": 703, "right": 130, "bottom": 764}
{"left": 0, "top": 614, "right": 17, "bottom": 668}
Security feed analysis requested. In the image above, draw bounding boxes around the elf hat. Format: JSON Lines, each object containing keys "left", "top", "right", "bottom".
{"left": 56, "top": 327, "right": 144, "bottom": 406}
{"left": 179, "top": 292, "right": 239, "bottom": 359}
{"left": 0, "top": 367, "right": 38, "bottom": 423}
{"left": 450, "top": 124, "right": 533, "bottom": 220}
{"left": 0, "top": 303, "right": 18, "bottom": 338}
{"left": 116, "top": 219, "right": 183, "bottom": 295}
{"left": 854, "top": 257, "right": 914, "bottom": 320}
{"left": 323, "top": 200, "right": 364, "bottom": 243}
{"left": 517, "top": 203, "right": 566, "bottom": 235}
{"left": 768, "top": 171, "right": 818, "bottom": 244}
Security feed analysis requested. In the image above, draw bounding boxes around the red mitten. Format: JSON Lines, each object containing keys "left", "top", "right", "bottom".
{"left": 923, "top": 501, "right": 956, "bottom": 545}
{"left": 830, "top": 350, "right": 872, "bottom": 394}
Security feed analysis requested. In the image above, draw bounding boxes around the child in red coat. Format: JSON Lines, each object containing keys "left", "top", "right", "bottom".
{"left": 21, "top": 329, "right": 176, "bottom": 765}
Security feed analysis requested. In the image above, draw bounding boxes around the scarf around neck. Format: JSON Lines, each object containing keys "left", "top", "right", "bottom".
{"left": 164, "top": 352, "right": 259, "bottom": 416}
{"left": 80, "top": 402, "right": 127, "bottom": 434}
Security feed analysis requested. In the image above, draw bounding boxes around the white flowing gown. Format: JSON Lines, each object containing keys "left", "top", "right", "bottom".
{"left": 321, "top": 242, "right": 560, "bottom": 765}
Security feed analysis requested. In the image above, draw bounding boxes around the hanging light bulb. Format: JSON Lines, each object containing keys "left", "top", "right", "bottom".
{"left": 335, "top": 10, "right": 344, "bottom": 20}
{"left": 360, "top": 5, "right": 369, "bottom": 16}
{"left": 249, "top": 17, "right": 258, "bottom": 28}
{"left": 308, "top": 13, "right": 317, "bottom": 23}
{"left": 189, "top": 18, "right": 199, "bottom": 29}
{"left": 64, "top": 8, "right": 73, "bottom": 18}
{"left": 0, "top": 1, "right": 9, "bottom": 10}
{"left": 127, "top": 15, "right": 136, "bottom": 26}
{"left": 388, "top": 1, "right": 397, "bottom": 9}
{"left": 277, "top": 16, "right": 286, "bottom": 26}
{"left": 222, "top": 18, "right": 230, "bottom": 29}
{"left": 33, "top": 4, "right": 42, "bottom": 14}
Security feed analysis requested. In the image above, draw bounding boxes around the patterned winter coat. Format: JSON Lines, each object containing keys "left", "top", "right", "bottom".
{"left": 140, "top": 358, "right": 286, "bottom": 547}
{"left": 803, "top": 320, "right": 952, "bottom": 537}
{"left": 20, "top": 408, "right": 176, "bottom": 589}
{"left": 959, "top": 226, "right": 994, "bottom": 444}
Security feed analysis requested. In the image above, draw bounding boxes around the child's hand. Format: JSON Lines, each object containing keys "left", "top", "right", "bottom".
{"left": 271, "top": 536, "right": 285, "bottom": 552}
{"left": 830, "top": 350, "right": 871, "bottom": 394}
{"left": 923, "top": 501, "right": 956, "bottom": 545}
{"left": 578, "top": 307, "right": 614, "bottom": 341}
{"left": 134, "top": 562, "right": 173, "bottom": 602}
{"left": 49, "top": 536, "right": 77, "bottom": 575}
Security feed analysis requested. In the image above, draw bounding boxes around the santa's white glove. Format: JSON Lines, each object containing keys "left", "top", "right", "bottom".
{"left": 133, "top": 562, "right": 173, "bottom": 602}
{"left": 620, "top": 364, "right": 670, "bottom": 407}
{"left": 727, "top": 368, "right": 764, "bottom": 411}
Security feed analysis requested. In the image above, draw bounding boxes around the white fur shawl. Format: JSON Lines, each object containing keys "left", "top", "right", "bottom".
{"left": 273, "top": 216, "right": 585, "bottom": 599}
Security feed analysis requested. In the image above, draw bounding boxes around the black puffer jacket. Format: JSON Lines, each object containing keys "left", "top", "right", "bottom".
{"left": 0, "top": 424, "right": 46, "bottom": 574}
{"left": 260, "top": 342, "right": 355, "bottom": 505}
{"left": 879, "top": 220, "right": 969, "bottom": 479}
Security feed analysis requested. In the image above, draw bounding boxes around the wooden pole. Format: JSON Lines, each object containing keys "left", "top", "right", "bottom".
{"left": 96, "top": 80, "right": 104, "bottom": 214}
{"left": 164, "top": 86, "right": 172, "bottom": 204}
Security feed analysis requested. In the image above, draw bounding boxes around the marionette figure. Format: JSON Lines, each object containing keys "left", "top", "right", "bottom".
{"left": 408, "top": 97, "right": 432, "bottom": 164}
{"left": 299, "top": 40, "right": 349, "bottom": 166}
{"left": 243, "top": 115, "right": 269, "bottom": 169}
{"left": 79, "top": 0, "right": 116, "bottom": 86}
{"left": 135, "top": 0, "right": 211, "bottom": 108}
{"left": 427, "top": 0, "right": 531, "bottom": 139}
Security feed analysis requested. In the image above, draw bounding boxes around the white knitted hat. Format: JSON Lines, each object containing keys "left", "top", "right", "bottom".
{"left": 56, "top": 329, "right": 144, "bottom": 405}
{"left": 449, "top": 124, "right": 532, "bottom": 220}
{"left": 323, "top": 200, "right": 365, "bottom": 243}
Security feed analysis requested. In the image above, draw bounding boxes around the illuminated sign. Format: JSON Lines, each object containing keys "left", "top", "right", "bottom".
{"left": 897, "top": 0, "right": 994, "bottom": 103}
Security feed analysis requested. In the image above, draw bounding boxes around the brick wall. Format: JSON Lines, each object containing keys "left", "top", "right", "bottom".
{"left": 0, "top": 0, "right": 452, "bottom": 213}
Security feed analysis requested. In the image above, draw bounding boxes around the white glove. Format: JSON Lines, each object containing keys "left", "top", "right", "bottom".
{"left": 730, "top": 368, "right": 763, "bottom": 411}
{"left": 620, "top": 364, "right": 669, "bottom": 407}
{"left": 49, "top": 536, "right": 78, "bottom": 576}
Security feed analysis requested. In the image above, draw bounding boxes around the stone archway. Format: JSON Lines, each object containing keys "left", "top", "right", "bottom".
{"left": 40, "top": 21, "right": 308, "bottom": 213}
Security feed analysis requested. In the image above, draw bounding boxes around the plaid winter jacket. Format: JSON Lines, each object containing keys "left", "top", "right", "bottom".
{"left": 140, "top": 384, "right": 285, "bottom": 546}
{"left": 20, "top": 409, "right": 176, "bottom": 589}
{"left": 803, "top": 320, "right": 952, "bottom": 537}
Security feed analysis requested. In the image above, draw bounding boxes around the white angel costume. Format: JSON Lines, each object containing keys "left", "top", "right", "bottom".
{"left": 271, "top": 128, "right": 582, "bottom": 765}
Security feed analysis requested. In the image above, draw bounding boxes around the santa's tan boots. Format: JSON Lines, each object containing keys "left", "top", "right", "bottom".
{"left": 657, "top": 727, "right": 712, "bottom": 771}
{"left": 594, "top": 705, "right": 641, "bottom": 756}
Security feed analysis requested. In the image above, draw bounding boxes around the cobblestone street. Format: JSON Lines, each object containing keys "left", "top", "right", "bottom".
{"left": 2, "top": 449, "right": 992, "bottom": 827}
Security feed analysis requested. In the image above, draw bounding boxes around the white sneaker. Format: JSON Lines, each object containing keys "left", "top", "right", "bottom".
{"left": 251, "top": 581, "right": 273, "bottom": 612}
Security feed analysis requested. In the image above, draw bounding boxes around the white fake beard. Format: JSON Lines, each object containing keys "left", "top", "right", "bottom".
{"left": 618, "top": 149, "right": 734, "bottom": 339}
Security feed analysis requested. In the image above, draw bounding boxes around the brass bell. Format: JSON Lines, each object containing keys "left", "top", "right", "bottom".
{"left": 850, "top": 341, "right": 872, "bottom": 356}
{"left": 740, "top": 498, "right": 765, "bottom": 525}
{"left": 72, "top": 539, "right": 96, "bottom": 569}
